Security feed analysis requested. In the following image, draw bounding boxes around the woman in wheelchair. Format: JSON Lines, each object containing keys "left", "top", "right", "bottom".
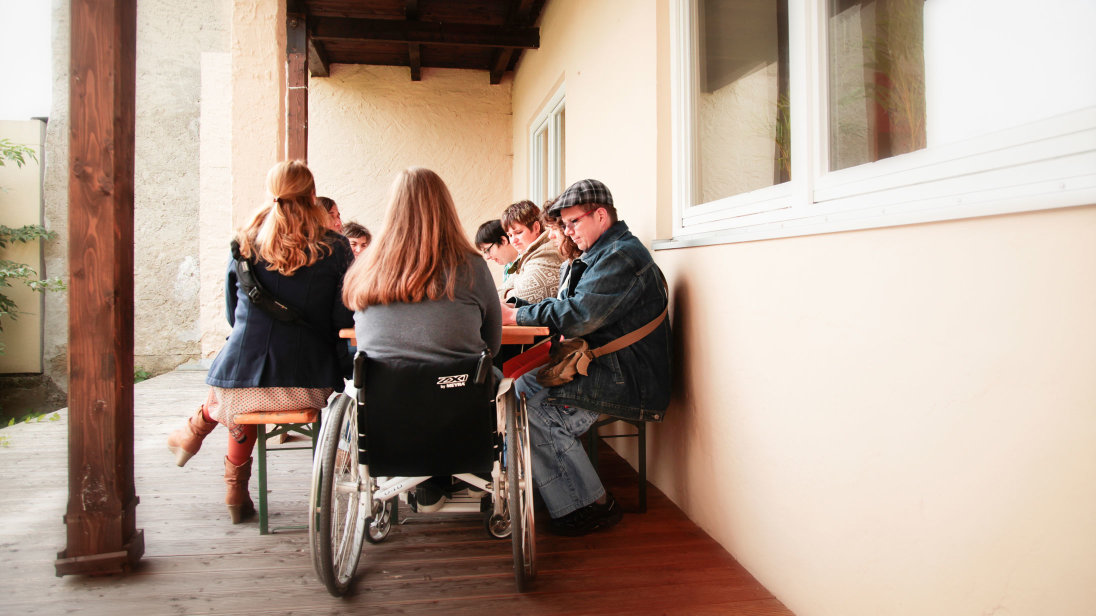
{"left": 342, "top": 167, "right": 502, "bottom": 511}
{"left": 167, "top": 160, "right": 354, "bottom": 523}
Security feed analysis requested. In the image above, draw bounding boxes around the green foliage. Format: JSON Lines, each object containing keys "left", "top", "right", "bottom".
{"left": 0, "top": 138, "right": 37, "bottom": 170}
{"left": 0, "top": 138, "right": 63, "bottom": 349}
{"left": 134, "top": 367, "right": 152, "bottom": 383}
{"left": 0, "top": 224, "right": 64, "bottom": 332}
{"left": 2, "top": 410, "right": 60, "bottom": 429}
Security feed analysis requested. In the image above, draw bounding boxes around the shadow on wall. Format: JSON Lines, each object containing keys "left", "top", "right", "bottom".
{"left": 0, "top": 374, "right": 67, "bottom": 423}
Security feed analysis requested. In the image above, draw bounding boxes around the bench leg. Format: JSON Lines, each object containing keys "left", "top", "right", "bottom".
{"left": 637, "top": 421, "right": 646, "bottom": 513}
{"left": 256, "top": 424, "right": 269, "bottom": 535}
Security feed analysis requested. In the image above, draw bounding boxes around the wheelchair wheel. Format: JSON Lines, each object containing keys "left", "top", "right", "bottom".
{"left": 309, "top": 393, "right": 369, "bottom": 596}
{"left": 506, "top": 391, "right": 536, "bottom": 591}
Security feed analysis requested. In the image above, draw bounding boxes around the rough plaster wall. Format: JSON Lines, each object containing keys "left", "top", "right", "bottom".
{"left": 41, "top": 0, "right": 71, "bottom": 390}
{"left": 198, "top": 52, "right": 233, "bottom": 359}
{"left": 307, "top": 65, "right": 514, "bottom": 281}
{"left": 41, "top": 0, "right": 230, "bottom": 390}
{"left": 134, "top": 0, "right": 230, "bottom": 373}
{"left": 230, "top": 0, "right": 286, "bottom": 230}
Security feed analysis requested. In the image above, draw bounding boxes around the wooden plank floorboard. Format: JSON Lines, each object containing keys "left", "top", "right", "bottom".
{"left": 0, "top": 369, "right": 794, "bottom": 615}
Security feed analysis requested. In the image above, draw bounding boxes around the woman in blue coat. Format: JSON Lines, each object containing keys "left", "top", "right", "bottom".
{"left": 167, "top": 160, "right": 353, "bottom": 523}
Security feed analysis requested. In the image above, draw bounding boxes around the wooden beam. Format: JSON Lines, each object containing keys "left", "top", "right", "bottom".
{"left": 490, "top": 0, "right": 537, "bottom": 84}
{"left": 56, "top": 0, "right": 144, "bottom": 577}
{"left": 311, "top": 17, "right": 539, "bottom": 49}
{"left": 408, "top": 43, "right": 422, "bottom": 81}
{"left": 287, "top": 11, "right": 308, "bottom": 162}
{"left": 307, "top": 38, "right": 330, "bottom": 77}
{"left": 489, "top": 49, "right": 513, "bottom": 85}
{"left": 406, "top": 1, "right": 421, "bottom": 81}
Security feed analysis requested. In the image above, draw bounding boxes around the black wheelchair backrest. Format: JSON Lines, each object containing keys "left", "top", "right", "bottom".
{"left": 357, "top": 350, "right": 497, "bottom": 477}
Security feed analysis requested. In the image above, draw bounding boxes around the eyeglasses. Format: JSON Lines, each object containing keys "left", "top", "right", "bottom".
{"left": 481, "top": 244, "right": 496, "bottom": 258}
{"left": 561, "top": 208, "right": 598, "bottom": 232}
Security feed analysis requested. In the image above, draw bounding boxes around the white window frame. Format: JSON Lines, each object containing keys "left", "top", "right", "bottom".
{"left": 659, "top": 0, "right": 1096, "bottom": 249}
{"left": 529, "top": 85, "right": 566, "bottom": 205}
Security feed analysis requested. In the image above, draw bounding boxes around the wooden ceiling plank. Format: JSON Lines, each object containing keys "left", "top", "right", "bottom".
{"left": 311, "top": 16, "right": 539, "bottom": 49}
{"left": 509, "top": 0, "right": 538, "bottom": 24}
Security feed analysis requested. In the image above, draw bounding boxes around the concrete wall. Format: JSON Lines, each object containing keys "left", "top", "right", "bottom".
{"left": 509, "top": 1, "right": 1096, "bottom": 615}
{"left": 43, "top": 0, "right": 230, "bottom": 387}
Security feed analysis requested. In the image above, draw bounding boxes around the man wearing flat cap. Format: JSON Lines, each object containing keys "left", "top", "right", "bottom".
{"left": 501, "top": 178, "right": 672, "bottom": 536}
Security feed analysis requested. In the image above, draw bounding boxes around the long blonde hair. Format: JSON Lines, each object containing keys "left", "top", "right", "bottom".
{"left": 343, "top": 167, "right": 477, "bottom": 309}
{"left": 237, "top": 160, "right": 332, "bottom": 275}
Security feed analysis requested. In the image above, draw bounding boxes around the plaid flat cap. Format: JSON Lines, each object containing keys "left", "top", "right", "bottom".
{"left": 547, "top": 179, "right": 614, "bottom": 214}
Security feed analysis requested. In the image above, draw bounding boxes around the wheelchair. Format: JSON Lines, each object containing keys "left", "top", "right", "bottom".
{"left": 308, "top": 349, "right": 536, "bottom": 596}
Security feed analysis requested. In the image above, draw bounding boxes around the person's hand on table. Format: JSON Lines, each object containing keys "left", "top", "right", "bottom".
{"left": 500, "top": 300, "right": 517, "bottom": 325}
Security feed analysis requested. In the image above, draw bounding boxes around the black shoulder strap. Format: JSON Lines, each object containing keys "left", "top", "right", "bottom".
{"left": 230, "top": 239, "right": 309, "bottom": 325}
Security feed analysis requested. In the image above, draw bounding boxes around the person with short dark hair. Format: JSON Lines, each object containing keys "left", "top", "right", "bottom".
{"left": 342, "top": 221, "right": 372, "bottom": 257}
{"left": 500, "top": 179, "right": 672, "bottom": 537}
{"left": 475, "top": 219, "right": 519, "bottom": 281}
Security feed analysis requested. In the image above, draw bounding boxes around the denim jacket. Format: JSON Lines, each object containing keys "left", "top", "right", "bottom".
{"left": 515, "top": 221, "right": 671, "bottom": 421}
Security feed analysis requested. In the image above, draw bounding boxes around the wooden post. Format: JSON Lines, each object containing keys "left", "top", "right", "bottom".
{"left": 286, "top": 10, "right": 308, "bottom": 162}
{"left": 55, "top": 0, "right": 144, "bottom": 576}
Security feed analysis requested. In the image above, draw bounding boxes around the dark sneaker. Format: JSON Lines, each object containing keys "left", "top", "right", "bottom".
{"left": 412, "top": 481, "right": 447, "bottom": 513}
{"left": 549, "top": 493, "right": 623, "bottom": 537}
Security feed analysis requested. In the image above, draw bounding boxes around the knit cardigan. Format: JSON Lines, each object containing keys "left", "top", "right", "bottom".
{"left": 497, "top": 231, "right": 563, "bottom": 304}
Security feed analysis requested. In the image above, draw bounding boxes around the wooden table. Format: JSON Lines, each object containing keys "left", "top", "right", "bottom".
{"left": 339, "top": 326, "right": 549, "bottom": 346}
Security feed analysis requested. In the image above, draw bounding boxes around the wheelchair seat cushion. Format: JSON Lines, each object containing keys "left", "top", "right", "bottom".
{"left": 361, "top": 354, "right": 496, "bottom": 477}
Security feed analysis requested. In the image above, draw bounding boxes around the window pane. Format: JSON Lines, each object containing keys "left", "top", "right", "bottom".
{"left": 535, "top": 127, "right": 548, "bottom": 203}
{"left": 829, "top": 0, "right": 926, "bottom": 171}
{"left": 696, "top": 0, "right": 790, "bottom": 205}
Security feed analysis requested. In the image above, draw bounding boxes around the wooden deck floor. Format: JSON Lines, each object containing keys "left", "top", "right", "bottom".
{"left": 0, "top": 369, "right": 793, "bottom": 615}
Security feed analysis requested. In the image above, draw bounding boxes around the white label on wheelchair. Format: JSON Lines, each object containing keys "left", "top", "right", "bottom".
{"left": 436, "top": 373, "right": 469, "bottom": 389}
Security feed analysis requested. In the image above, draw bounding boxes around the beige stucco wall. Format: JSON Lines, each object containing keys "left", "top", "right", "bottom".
{"left": 306, "top": 64, "right": 514, "bottom": 281}
{"left": 511, "top": 1, "right": 1096, "bottom": 615}
{"left": 42, "top": 0, "right": 230, "bottom": 387}
{"left": 0, "top": 120, "right": 47, "bottom": 373}
{"left": 511, "top": 0, "right": 662, "bottom": 241}
{"left": 656, "top": 205, "right": 1096, "bottom": 616}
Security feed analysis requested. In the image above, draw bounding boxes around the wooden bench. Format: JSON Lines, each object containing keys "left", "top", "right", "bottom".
{"left": 234, "top": 408, "right": 321, "bottom": 534}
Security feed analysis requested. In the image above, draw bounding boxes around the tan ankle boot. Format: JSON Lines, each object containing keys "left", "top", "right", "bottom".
{"left": 224, "top": 456, "right": 256, "bottom": 524}
{"left": 167, "top": 407, "right": 217, "bottom": 467}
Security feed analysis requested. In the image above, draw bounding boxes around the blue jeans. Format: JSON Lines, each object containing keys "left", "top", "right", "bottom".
{"left": 514, "top": 373, "right": 604, "bottom": 519}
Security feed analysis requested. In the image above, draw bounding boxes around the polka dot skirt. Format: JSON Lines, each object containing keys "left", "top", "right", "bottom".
{"left": 205, "top": 385, "right": 333, "bottom": 435}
